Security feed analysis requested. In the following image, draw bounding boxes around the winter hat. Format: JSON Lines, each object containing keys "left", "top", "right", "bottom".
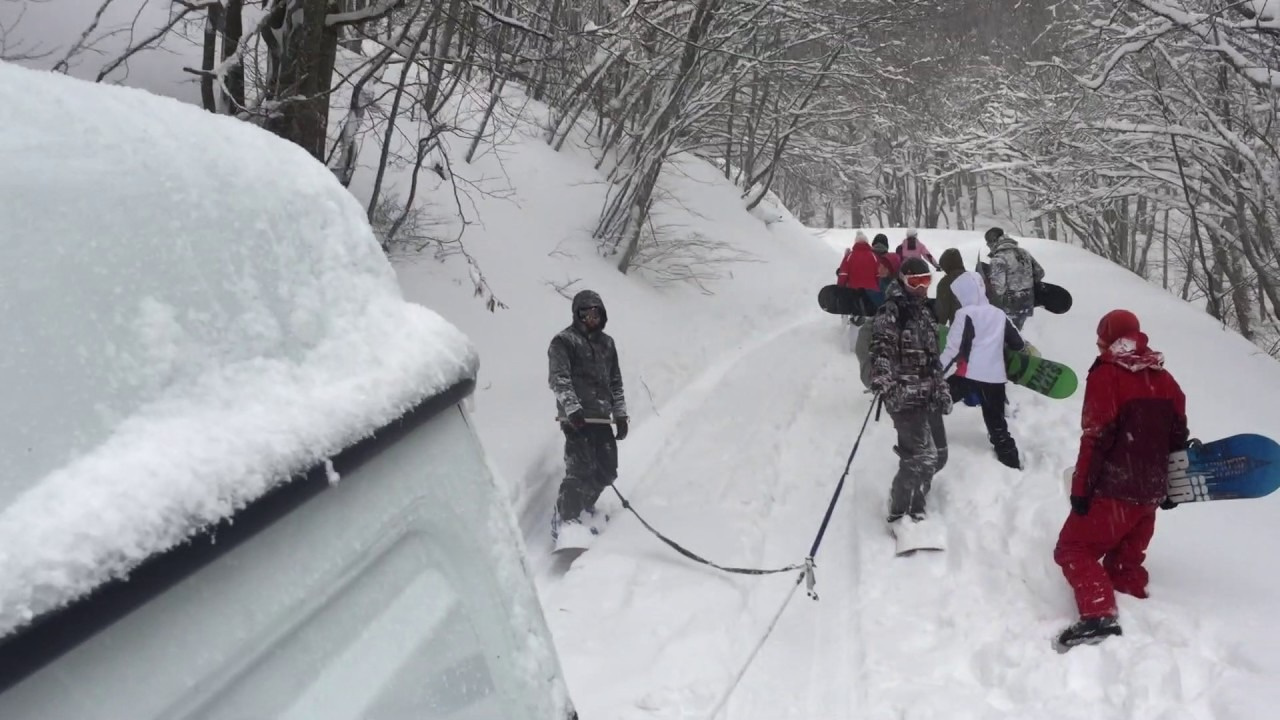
{"left": 854, "top": 230, "right": 869, "bottom": 244}
{"left": 900, "top": 257, "right": 931, "bottom": 276}
{"left": 906, "top": 228, "right": 919, "bottom": 238}
{"left": 984, "top": 227, "right": 1004, "bottom": 245}
{"left": 1097, "top": 309, "right": 1140, "bottom": 347}
{"left": 939, "top": 247, "right": 965, "bottom": 273}
{"left": 872, "top": 234, "right": 889, "bottom": 250}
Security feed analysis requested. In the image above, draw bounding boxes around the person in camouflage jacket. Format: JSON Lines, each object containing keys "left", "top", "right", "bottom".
{"left": 982, "top": 227, "right": 1044, "bottom": 330}
{"left": 868, "top": 257, "right": 952, "bottom": 524}
{"left": 548, "top": 289, "right": 628, "bottom": 535}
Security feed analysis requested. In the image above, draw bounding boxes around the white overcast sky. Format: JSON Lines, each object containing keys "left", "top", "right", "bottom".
{"left": 2, "top": 0, "right": 205, "bottom": 103}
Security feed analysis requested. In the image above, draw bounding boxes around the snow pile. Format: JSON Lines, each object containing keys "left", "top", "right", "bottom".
{"left": 0, "top": 63, "right": 476, "bottom": 639}
{"left": 529, "top": 227, "right": 1280, "bottom": 718}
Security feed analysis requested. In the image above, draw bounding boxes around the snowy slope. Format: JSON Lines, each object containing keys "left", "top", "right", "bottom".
{"left": 381, "top": 94, "right": 838, "bottom": 554}
{"left": 524, "top": 227, "right": 1280, "bottom": 719}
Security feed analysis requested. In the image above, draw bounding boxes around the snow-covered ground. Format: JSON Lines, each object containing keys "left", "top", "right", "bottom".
{"left": 526, "top": 229, "right": 1280, "bottom": 719}
{"left": 374, "top": 74, "right": 1280, "bottom": 717}
{"left": 384, "top": 103, "right": 837, "bottom": 538}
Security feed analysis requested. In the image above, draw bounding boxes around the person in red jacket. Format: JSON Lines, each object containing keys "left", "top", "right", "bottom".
{"left": 1053, "top": 309, "right": 1189, "bottom": 650}
{"left": 837, "top": 231, "right": 883, "bottom": 308}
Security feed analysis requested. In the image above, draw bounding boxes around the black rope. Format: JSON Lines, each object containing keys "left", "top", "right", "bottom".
{"left": 610, "top": 485, "right": 804, "bottom": 576}
{"left": 806, "top": 396, "right": 878, "bottom": 560}
{"left": 606, "top": 395, "right": 880, "bottom": 590}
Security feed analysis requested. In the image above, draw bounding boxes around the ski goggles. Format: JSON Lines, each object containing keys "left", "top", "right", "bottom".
{"left": 902, "top": 273, "right": 933, "bottom": 290}
{"left": 577, "top": 306, "right": 603, "bottom": 321}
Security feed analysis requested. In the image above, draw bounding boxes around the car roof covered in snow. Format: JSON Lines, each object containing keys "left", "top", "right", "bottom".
{"left": 0, "top": 63, "right": 478, "bottom": 639}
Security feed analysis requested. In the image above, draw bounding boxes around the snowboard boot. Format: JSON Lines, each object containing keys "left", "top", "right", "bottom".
{"left": 1055, "top": 615, "right": 1122, "bottom": 651}
{"left": 992, "top": 434, "right": 1021, "bottom": 469}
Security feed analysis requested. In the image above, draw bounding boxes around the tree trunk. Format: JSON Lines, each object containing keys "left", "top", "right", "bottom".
{"left": 1161, "top": 208, "right": 1170, "bottom": 289}
{"left": 262, "top": 0, "right": 339, "bottom": 160}
{"left": 199, "top": 5, "right": 221, "bottom": 112}
{"left": 222, "top": 0, "right": 245, "bottom": 112}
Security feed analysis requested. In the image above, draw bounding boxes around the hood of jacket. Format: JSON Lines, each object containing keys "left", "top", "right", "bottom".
{"left": 1100, "top": 331, "right": 1165, "bottom": 372}
{"left": 990, "top": 237, "right": 1021, "bottom": 255}
{"left": 571, "top": 289, "right": 608, "bottom": 331}
{"left": 951, "top": 271, "right": 989, "bottom": 308}
{"left": 939, "top": 247, "right": 964, "bottom": 274}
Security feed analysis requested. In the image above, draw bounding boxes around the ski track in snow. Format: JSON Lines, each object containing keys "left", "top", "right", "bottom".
{"left": 537, "top": 237, "right": 1275, "bottom": 720}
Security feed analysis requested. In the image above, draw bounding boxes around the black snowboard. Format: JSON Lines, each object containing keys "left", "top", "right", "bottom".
{"left": 1034, "top": 281, "right": 1072, "bottom": 314}
{"left": 818, "top": 285, "right": 877, "bottom": 316}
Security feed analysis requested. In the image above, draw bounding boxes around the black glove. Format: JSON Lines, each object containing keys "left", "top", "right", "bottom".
{"left": 1070, "top": 495, "right": 1091, "bottom": 516}
{"left": 614, "top": 417, "right": 629, "bottom": 441}
{"left": 561, "top": 409, "right": 586, "bottom": 434}
{"left": 1159, "top": 497, "right": 1179, "bottom": 510}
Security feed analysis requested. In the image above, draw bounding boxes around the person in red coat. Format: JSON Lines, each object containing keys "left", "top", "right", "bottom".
{"left": 1053, "top": 309, "right": 1189, "bottom": 650}
{"left": 837, "top": 231, "right": 883, "bottom": 299}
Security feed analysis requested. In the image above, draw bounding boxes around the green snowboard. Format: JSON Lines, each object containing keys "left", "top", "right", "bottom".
{"left": 937, "top": 325, "right": 1078, "bottom": 399}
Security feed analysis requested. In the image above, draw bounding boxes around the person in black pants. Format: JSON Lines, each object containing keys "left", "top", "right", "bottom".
{"left": 548, "top": 290, "right": 629, "bottom": 538}
{"left": 938, "top": 271, "right": 1024, "bottom": 469}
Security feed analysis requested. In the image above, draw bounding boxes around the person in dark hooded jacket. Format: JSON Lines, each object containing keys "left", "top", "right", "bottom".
{"left": 1052, "top": 309, "right": 1189, "bottom": 650}
{"left": 548, "top": 290, "right": 628, "bottom": 540}
{"left": 932, "top": 248, "right": 966, "bottom": 326}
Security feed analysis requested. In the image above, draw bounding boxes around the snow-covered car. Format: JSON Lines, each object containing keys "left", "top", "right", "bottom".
{"left": 0, "top": 64, "right": 575, "bottom": 720}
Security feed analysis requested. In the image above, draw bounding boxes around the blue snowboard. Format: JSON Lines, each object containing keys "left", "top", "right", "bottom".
{"left": 1168, "top": 434, "right": 1280, "bottom": 503}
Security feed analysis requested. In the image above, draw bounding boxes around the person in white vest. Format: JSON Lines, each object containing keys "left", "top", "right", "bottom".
{"left": 938, "top": 271, "right": 1026, "bottom": 469}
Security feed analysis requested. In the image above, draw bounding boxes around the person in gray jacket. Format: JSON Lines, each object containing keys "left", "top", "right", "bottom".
{"left": 548, "top": 289, "right": 628, "bottom": 538}
{"left": 982, "top": 227, "right": 1044, "bottom": 330}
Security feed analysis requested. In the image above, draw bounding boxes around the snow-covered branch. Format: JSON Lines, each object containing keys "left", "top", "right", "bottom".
{"left": 325, "top": 0, "right": 402, "bottom": 27}
{"left": 96, "top": 0, "right": 221, "bottom": 83}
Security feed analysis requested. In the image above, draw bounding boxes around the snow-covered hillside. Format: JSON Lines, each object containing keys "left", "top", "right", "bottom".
{"left": 367, "top": 69, "right": 1280, "bottom": 713}
{"left": 382, "top": 98, "right": 839, "bottom": 548}
{"left": 415, "top": 193, "right": 1280, "bottom": 716}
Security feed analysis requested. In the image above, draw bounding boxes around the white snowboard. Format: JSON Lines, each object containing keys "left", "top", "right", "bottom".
{"left": 554, "top": 521, "right": 596, "bottom": 553}
{"left": 892, "top": 516, "right": 946, "bottom": 556}
{"left": 553, "top": 508, "right": 611, "bottom": 554}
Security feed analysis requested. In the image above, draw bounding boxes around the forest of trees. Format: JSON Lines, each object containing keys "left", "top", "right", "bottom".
{"left": 4, "top": 0, "right": 1279, "bottom": 349}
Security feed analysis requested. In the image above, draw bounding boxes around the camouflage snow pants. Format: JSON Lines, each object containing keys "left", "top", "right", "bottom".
{"left": 855, "top": 321, "right": 874, "bottom": 389}
{"left": 1006, "top": 290, "right": 1035, "bottom": 330}
{"left": 886, "top": 408, "right": 949, "bottom": 520}
{"left": 556, "top": 425, "right": 618, "bottom": 523}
